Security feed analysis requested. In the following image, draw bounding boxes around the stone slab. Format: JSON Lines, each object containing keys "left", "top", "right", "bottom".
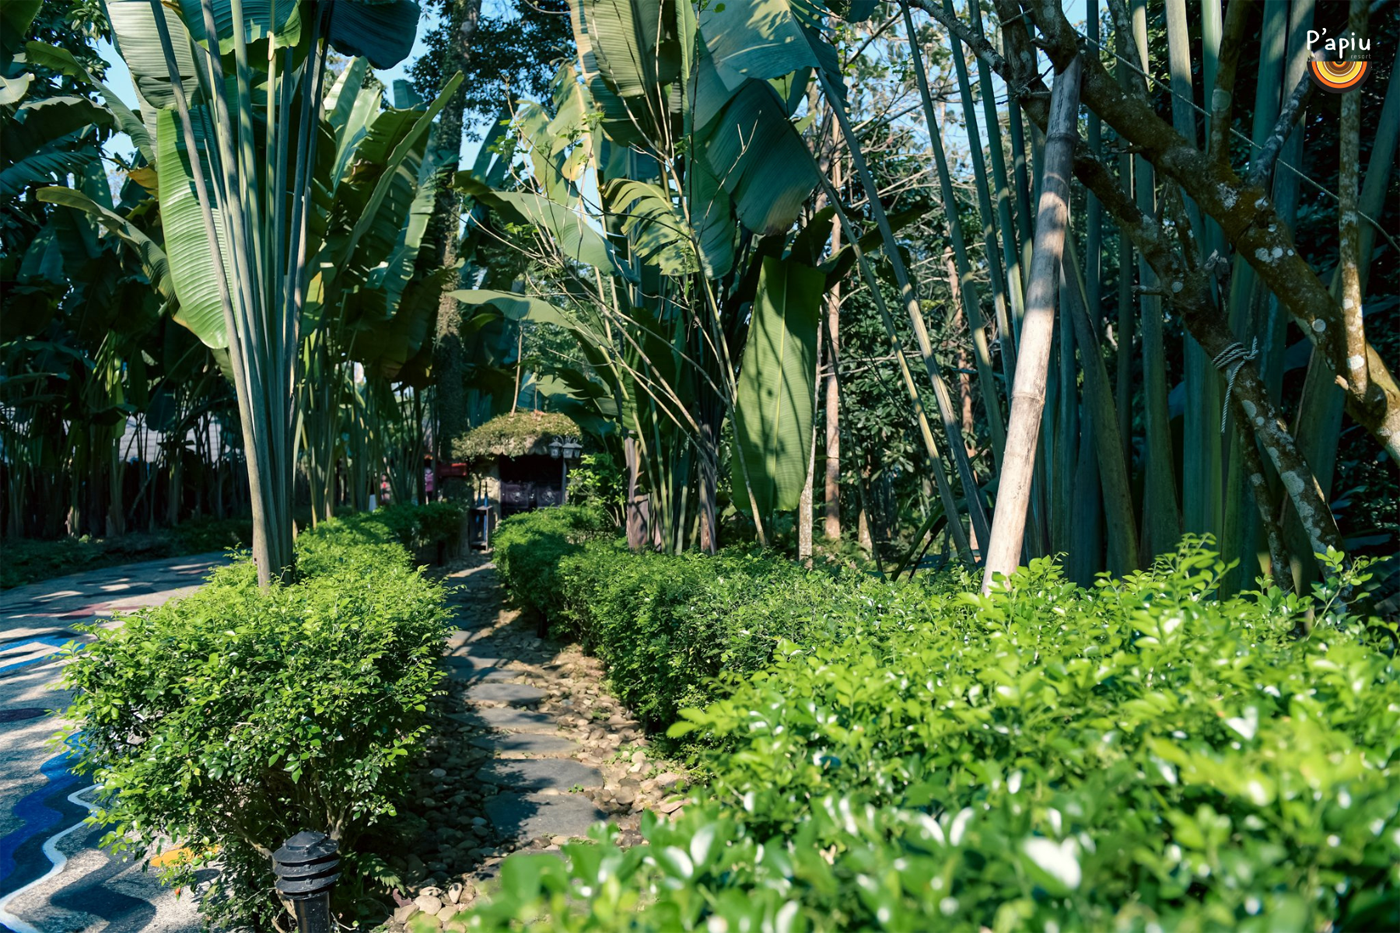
{"left": 444, "top": 654, "right": 505, "bottom": 669}
{"left": 470, "top": 733, "right": 580, "bottom": 757}
{"left": 476, "top": 759, "right": 603, "bottom": 791}
{"left": 447, "top": 667, "right": 518, "bottom": 684}
{"left": 484, "top": 793, "right": 604, "bottom": 840}
{"left": 466, "top": 683, "right": 546, "bottom": 707}
{"left": 460, "top": 707, "right": 559, "bottom": 733}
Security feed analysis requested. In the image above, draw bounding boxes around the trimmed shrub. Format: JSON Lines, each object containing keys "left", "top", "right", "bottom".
{"left": 463, "top": 546, "right": 1400, "bottom": 932}
{"left": 493, "top": 506, "right": 614, "bottom": 621}
{"left": 62, "top": 511, "right": 451, "bottom": 931}
{"left": 495, "top": 513, "right": 977, "bottom": 728}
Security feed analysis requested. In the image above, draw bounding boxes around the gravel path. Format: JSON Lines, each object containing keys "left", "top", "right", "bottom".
{"left": 385, "top": 555, "right": 687, "bottom": 928}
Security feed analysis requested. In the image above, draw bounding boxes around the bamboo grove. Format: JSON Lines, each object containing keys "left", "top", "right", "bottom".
{"left": 3, "top": 0, "right": 1397, "bottom": 592}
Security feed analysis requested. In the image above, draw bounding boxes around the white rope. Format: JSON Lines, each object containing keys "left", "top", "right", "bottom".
{"left": 1212, "top": 339, "right": 1258, "bottom": 433}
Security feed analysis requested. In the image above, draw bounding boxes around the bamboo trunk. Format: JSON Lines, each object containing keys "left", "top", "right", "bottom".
{"left": 982, "top": 56, "right": 1082, "bottom": 593}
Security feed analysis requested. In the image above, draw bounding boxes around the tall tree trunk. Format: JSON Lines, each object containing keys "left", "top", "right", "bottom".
{"left": 430, "top": 0, "right": 483, "bottom": 477}
{"left": 982, "top": 56, "right": 1082, "bottom": 593}
{"left": 823, "top": 162, "right": 842, "bottom": 542}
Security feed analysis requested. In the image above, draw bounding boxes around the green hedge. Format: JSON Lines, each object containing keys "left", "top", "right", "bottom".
{"left": 63, "top": 508, "right": 452, "bottom": 931}
{"left": 493, "top": 506, "right": 616, "bottom": 621}
{"left": 476, "top": 534, "right": 1400, "bottom": 932}
{"left": 494, "top": 508, "right": 897, "bottom": 726}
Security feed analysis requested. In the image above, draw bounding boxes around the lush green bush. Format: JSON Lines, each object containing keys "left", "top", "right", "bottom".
{"left": 63, "top": 511, "right": 451, "bottom": 931}
{"left": 305, "top": 501, "right": 465, "bottom": 559}
{"left": 493, "top": 506, "right": 615, "bottom": 621}
{"left": 461, "top": 546, "right": 1400, "bottom": 932}
{"left": 495, "top": 511, "right": 971, "bottom": 728}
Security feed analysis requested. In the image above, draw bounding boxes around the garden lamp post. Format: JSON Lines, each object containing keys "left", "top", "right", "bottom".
{"left": 271, "top": 831, "right": 340, "bottom": 933}
{"left": 549, "top": 437, "right": 583, "bottom": 505}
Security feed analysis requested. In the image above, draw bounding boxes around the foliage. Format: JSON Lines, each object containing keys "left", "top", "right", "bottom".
{"left": 495, "top": 511, "right": 943, "bottom": 727}
{"left": 566, "top": 451, "right": 627, "bottom": 521}
{"left": 453, "top": 410, "right": 584, "bottom": 461}
{"left": 492, "top": 504, "right": 615, "bottom": 621}
{"left": 303, "top": 501, "right": 467, "bottom": 564}
{"left": 459, "top": 544, "right": 1400, "bottom": 932}
{"left": 408, "top": 0, "right": 573, "bottom": 140}
{"left": 0, "top": 516, "right": 253, "bottom": 589}
{"left": 62, "top": 510, "right": 451, "bottom": 931}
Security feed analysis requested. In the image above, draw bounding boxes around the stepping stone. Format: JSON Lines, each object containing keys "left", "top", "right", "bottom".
{"left": 476, "top": 759, "right": 603, "bottom": 791}
{"left": 470, "top": 733, "right": 580, "bottom": 757}
{"left": 484, "top": 792, "right": 604, "bottom": 839}
{"left": 455, "top": 707, "right": 560, "bottom": 733}
{"left": 444, "top": 654, "right": 505, "bottom": 669}
{"left": 448, "top": 667, "right": 518, "bottom": 683}
{"left": 467, "top": 683, "right": 546, "bottom": 707}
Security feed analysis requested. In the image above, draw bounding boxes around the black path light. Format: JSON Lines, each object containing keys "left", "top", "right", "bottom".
{"left": 271, "top": 831, "right": 340, "bottom": 933}
{"left": 548, "top": 436, "right": 583, "bottom": 505}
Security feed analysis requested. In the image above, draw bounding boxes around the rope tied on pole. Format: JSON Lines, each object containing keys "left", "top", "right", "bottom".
{"left": 1212, "top": 339, "right": 1258, "bottom": 433}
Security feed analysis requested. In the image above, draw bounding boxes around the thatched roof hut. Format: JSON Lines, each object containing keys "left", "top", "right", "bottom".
{"left": 452, "top": 411, "right": 583, "bottom": 462}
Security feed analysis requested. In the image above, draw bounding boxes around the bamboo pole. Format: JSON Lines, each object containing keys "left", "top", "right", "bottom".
{"left": 811, "top": 59, "right": 992, "bottom": 551}
{"left": 981, "top": 57, "right": 1081, "bottom": 592}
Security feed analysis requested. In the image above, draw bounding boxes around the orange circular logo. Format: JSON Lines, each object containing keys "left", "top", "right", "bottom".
{"left": 1310, "top": 58, "right": 1371, "bottom": 93}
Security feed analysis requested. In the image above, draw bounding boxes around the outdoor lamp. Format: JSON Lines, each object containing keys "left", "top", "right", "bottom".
{"left": 271, "top": 831, "right": 339, "bottom": 933}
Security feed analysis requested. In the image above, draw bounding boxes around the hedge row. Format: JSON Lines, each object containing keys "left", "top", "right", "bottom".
{"left": 63, "top": 507, "right": 453, "bottom": 931}
{"left": 483, "top": 514, "right": 1400, "bottom": 932}
{"left": 493, "top": 506, "right": 936, "bottom": 726}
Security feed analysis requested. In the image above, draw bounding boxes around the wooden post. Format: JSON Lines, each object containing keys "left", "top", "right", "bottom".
{"left": 981, "top": 57, "right": 1082, "bottom": 593}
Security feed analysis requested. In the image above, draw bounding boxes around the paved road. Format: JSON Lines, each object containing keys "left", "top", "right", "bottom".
{"left": 0, "top": 555, "right": 228, "bottom": 933}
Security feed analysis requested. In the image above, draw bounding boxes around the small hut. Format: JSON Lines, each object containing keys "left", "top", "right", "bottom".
{"left": 452, "top": 411, "right": 584, "bottom": 534}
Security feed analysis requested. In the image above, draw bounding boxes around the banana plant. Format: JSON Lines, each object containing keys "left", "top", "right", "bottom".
{"left": 44, "top": 0, "right": 435, "bottom": 585}
{"left": 451, "top": 0, "right": 862, "bottom": 552}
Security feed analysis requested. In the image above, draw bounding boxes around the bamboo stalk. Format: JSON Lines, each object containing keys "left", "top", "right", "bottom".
{"left": 981, "top": 56, "right": 1081, "bottom": 592}
{"left": 902, "top": 5, "right": 1007, "bottom": 467}
{"left": 818, "top": 175, "right": 976, "bottom": 562}
{"left": 1166, "top": 0, "right": 1222, "bottom": 543}
{"left": 812, "top": 62, "right": 992, "bottom": 551}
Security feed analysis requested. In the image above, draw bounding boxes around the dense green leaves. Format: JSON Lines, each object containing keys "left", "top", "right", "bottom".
{"left": 471, "top": 543, "right": 1400, "bottom": 932}
{"left": 63, "top": 507, "right": 452, "bottom": 931}
{"left": 697, "top": 78, "right": 819, "bottom": 235}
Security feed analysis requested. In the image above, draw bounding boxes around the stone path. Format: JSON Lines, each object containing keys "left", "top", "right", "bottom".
{"left": 383, "top": 556, "right": 687, "bottom": 929}
{"left": 0, "top": 554, "right": 228, "bottom": 933}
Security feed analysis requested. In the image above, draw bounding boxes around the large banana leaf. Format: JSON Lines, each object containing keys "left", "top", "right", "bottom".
{"left": 733, "top": 255, "right": 822, "bottom": 516}
{"left": 155, "top": 106, "right": 231, "bottom": 349}
{"left": 328, "top": 74, "right": 460, "bottom": 272}
{"left": 584, "top": 0, "right": 681, "bottom": 98}
{"left": 698, "top": 0, "right": 831, "bottom": 87}
{"left": 35, "top": 187, "right": 176, "bottom": 304}
{"left": 0, "top": 0, "right": 40, "bottom": 72}
{"left": 104, "top": 0, "right": 199, "bottom": 111}
{"left": 698, "top": 78, "right": 819, "bottom": 235}
{"left": 25, "top": 41, "right": 154, "bottom": 161}
{"left": 607, "top": 178, "right": 697, "bottom": 274}
{"left": 450, "top": 289, "right": 576, "bottom": 327}
{"left": 175, "top": 0, "right": 300, "bottom": 54}
{"left": 687, "top": 155, "right": 735, "bottom": 278}
{"left": 326, "top": 0, "right": 422, "bottom": 70}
